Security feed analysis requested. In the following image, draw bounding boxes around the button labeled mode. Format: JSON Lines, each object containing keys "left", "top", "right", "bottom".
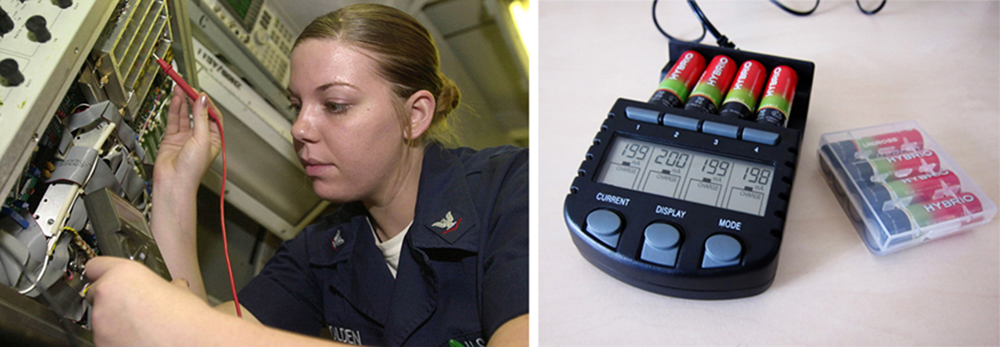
{"left": 702, "top": 234, "right": 743, "bottom": 268}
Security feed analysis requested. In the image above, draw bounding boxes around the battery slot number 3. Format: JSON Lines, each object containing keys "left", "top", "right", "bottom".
{"left": 701, "top": 159, "right": 730, "bottom": 176}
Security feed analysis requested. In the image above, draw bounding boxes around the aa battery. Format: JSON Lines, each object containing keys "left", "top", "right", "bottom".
{"left": 862, "top": 170, "right": 961, "bottom": 208}
{"left": 755, "top": 66, "right": 798, "bottom": 127}
{"left": 823, "top": 129, "right": 924, "bottom": 161}
{"left": 851, "top": 149, "right": 941, "bottom": 183}
{"left": 880, "top": 192, "right": 985, "bottom": 235}
{"left": 719, "top": 60, "right": 767, "bottom": 120}
{"left": 684, "top": 54, "right": 737, "bottom": 114}
{"left": 650, "top": 50, "right": 706, "bottom": 109}
{"left": 910, "top": 192, "right": 985, "bottom": 227}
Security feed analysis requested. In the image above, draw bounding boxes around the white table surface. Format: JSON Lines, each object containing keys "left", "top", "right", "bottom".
{"left": 537, "top": 1, "right": 999, "bottom": 345}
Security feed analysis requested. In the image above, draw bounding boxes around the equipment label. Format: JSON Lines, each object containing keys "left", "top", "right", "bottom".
{"left": 655, "top": 205, "right": 687, "bottom": 219}
{"left": 719, "top": 218, "right": 742, "bottom": 231}
{"left": 596, "top": 192, "right": 630, "bottom": 207}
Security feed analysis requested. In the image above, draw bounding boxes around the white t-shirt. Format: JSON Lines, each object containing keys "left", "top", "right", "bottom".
{"left": 367, "top": 217, "right": 412, "bottom": 278}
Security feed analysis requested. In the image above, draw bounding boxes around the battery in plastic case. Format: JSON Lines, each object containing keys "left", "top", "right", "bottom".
{"left": 818, "top": 121, "right": 996, "bottom": 255}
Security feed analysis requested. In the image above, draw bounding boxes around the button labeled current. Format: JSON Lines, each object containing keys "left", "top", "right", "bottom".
{"left": 586, "top": 209, "right": 623, "bottom": 248}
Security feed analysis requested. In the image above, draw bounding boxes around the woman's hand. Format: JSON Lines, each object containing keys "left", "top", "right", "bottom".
{"left": 153, "top": 86, "right": 223, "bottom": 189}
{"left": 84, "top": 257, "right": 214, "bottom": 347}
{"left": 84, "top": 257, "right": 355, "bottom": 346}
{"left": 147, "top": 87, "right": 222, "bottom": 301}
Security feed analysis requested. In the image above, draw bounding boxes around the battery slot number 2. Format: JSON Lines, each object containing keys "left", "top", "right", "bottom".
{"left": 654, "top": 149, "right": 689, "bottom": 168}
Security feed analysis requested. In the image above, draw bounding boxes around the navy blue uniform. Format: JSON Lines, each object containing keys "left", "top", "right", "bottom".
{"left": 239, "top": 144, "right": 528, "bottom": 346}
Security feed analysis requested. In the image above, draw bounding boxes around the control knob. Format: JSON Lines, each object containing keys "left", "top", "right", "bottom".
{"left": 253, "top": 30, "right": 268, "bottom": 45}
{"left": 0, "top": 59, "right": 25, "bottom": 86}
{"left": 26, "top": 16, "right": 50, "bottom": 43}
{"left": 0, "top": 8, "right": 13, "bottom": 36}
{"left": 56, "top": 0, "right": 72, "bottom": 9}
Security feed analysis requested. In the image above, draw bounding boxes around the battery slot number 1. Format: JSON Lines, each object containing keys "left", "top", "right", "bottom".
{"left": 621, "top": 143, "right": 650, "bottom": 160}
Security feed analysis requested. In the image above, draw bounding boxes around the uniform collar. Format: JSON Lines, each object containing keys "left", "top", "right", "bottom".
{"left": 302, "top": 144, "right": 483, "bottom": 339}
{"left": 306, "top": 203, "right": 367, "bottom": 267}
{"left": 380, "top": 144, "right": 482, "bottom": 345}
{"left": 409, "top": 143, "right": 480, "bottom": 253}
{"left": 307, "top": 144, "right": 481, "bottom": 262}
{"left": 308, "top": 209, "right": 395, "bottom": 326}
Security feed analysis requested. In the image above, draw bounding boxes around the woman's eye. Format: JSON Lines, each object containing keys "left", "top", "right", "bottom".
{"left": 325, "top": 102, "right": 349, "bottom": 114}
{"left": 289, "top": 103, "right": 302, "bottom": 113}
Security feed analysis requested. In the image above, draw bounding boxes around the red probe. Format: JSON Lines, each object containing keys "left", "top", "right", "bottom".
{"left": 153, "top": 54, "right": 242, "bottom": 318}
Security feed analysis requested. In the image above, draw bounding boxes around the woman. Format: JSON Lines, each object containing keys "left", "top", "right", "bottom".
{"left": 84, "top": 4, "right": 528, "bottom": 346}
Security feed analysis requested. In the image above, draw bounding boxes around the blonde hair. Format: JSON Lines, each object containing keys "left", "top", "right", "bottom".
{"left": 296, "top": 4, "right": 460, "bottom": 146}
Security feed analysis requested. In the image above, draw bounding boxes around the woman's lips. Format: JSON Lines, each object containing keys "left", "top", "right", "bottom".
{"left": 305, "top": 163, "right": 333, "bottom": 176}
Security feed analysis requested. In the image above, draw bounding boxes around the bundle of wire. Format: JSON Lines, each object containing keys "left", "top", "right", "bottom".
{"left": 153, "top": 55, "right": 242, "bottom": 318}
{"left": 652, "top": 0, "right": 886, "bottom": 48}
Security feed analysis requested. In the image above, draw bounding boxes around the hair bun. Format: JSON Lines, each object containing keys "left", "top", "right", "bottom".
{"left": 435, "top": 75, "right": 461, "bottom": 119}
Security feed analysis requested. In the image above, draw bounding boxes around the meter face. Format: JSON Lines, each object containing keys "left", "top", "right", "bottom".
{"left": 596, "top": 136, "right": 775, "bottom": 217}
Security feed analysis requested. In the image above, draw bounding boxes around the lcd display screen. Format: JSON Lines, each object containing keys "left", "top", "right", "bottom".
{"left": 224, "top": 0, "right": 253, "bottom": 19}
{"left": 596, "top": 136, "right": 775, "bottom": 216}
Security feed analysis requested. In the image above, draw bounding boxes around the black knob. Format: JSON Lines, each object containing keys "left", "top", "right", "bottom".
{"left": 26, "top": 16, "right": 50, "bottom": 43}
{"left": 0, "top": 8, "right": 13, "bottom": 36}
{"left": 56, "top": 0, "right": 72, "bottom": 9}
{"left": 0, "top": 59, "right": 24, "bottom": 86}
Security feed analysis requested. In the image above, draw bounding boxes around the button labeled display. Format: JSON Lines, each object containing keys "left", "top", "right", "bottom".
{"left": 641, "top": 223, "right": 682, "bottom": 267}
{"left": 702, "top": 234, "right": 742, "bottom": 268}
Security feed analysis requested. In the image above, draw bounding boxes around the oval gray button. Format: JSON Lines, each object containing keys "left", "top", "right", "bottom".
{"left": 586, "top": 209, "right": 621, "bottom": 236}
{"left": 705, "top": 234, "right": 742, "bottom": 261}
{"left": 644, "top": 223, "right": 681, "bottom": 250}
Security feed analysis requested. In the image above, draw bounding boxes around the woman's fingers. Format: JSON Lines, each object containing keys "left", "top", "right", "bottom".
{"left": 165, "top": 88, "right": 185, "bottom": 135}
{"left": 191, "top": 93, "right": 211, "bottom": 145}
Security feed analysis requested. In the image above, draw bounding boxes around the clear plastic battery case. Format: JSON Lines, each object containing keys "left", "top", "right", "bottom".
{"left": 818, "top": 121, "right": 996, "bottom": 255}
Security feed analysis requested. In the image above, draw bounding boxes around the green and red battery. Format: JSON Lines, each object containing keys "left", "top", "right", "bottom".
{"left": 851, "top": 149, "right": 941, "bottom": 183}
{"left": 825, "top": 129, "right": 924, "bottom": 161}
{"left": 649, "top": 50, "right": 706, "bottom": 109}
{"left": 684, "top": 54, "right": 737, "bottom": 114}
{"left": 818, "top": 120, "right": 997, "bottom": 255}
{"left": 720, "top": 60, "right": 767, "bottom": 120}
{"left": 862, "top": 170, "right": 962, "bottom": 209}
{"left": 879, "top": 192, "right": 986, "bottom": 235}
{"left": 755, "top": 65, "right": 798, "bottom": 127}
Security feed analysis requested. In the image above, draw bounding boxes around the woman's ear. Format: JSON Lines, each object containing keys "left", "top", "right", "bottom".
{"left": 404, "top": 90, "right": 435, "bottom": 141}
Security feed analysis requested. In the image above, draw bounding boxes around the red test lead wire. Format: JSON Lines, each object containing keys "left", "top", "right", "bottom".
{"left": 153, "top": 54, "right": 242, "bottom": 318}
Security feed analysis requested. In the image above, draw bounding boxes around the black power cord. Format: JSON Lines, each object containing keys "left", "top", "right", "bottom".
{"left": 770, "top": 0, "right": 887, "bottom": 16}
{"left": 652, "top": 0, "right": 736, "bottom": 49}
{"left": 652, "top": 0, "right": 887, "bottom": 48}
{"left": 0, "top": 241, "right": 81, "bottom": 347}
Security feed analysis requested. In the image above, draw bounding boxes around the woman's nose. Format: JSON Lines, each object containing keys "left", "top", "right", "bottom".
{"left": 291, "top": 109, "right": 319, "bottom": 143}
